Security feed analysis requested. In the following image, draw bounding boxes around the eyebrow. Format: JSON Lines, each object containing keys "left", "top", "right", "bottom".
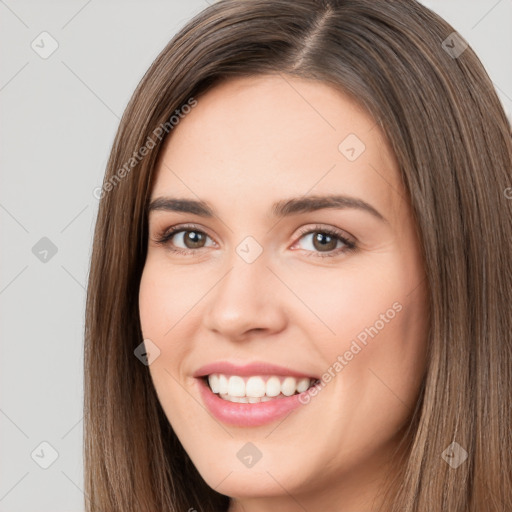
{"left": 148, "top": 195, "right": 386, "bottom": 222}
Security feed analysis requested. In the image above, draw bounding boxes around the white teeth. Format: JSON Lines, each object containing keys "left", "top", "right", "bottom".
{"left": 296, "top": 377, "right": 310, "bottom": 393}
{"left": 246, "top": 376, "right": 266, "bottom": 398}
{"left": 209, "top": 374, "right": 219, "bottom": 394}
{"left": 207, "top": 373, "right": 315, "bottom": 402}
{"left": 266, "top": 376, "right": 282, "bottom": 397}
{"left": 281, "top": 376, "right": 297, "bottom": 396}
{"left": 228, "top": 376, "right": 246, "bottom": 397}
{"left": 218, "top": 375, "right": 228, "bottom": 394}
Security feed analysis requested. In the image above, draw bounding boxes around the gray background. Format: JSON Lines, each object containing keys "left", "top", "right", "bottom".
{"left": 0, "top": 1, "right": 510, "bottom": 510}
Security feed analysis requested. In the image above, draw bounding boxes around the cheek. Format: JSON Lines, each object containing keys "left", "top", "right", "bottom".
{"left": 284, "top": 254, "right": 428, "bottom": 405}
{"left": 138, "top": 262, "right": 194, "bottom": 396}
{"left": 301, "top": 272, "right": 427, "bottom": 468}
{"left": 139, "top": 262, "right": 165, "bottom": 337}
{"left": 281, "top": 253, "right": 420, "bottom": 342}
{"left": 138, "top": 264, "right": 198, "bottom": 421}
{"left": 138, "top": 259, "right": 211, "bottom": 385}
{"left": 138, "top": 260, "right": 203, "bottom": 339}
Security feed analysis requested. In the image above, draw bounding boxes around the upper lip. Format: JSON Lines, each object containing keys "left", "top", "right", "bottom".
{"left": 193, "top": 361, "right": 318, "bottom": 379}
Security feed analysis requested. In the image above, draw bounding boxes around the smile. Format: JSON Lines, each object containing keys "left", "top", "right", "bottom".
{"left": 207, "top": 374, "right": 319, "bottom": 403}
{"left": 194, "top": 361, "right": 321, "bottom": 426}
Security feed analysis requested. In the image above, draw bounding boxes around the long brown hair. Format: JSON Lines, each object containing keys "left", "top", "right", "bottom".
{"left": 84, "top": 1, "right": 512, "bottom": 510}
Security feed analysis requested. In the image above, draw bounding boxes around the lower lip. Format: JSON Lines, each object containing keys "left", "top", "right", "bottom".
{"left": 197, "top": 378, "right": 311, "bottom": 427}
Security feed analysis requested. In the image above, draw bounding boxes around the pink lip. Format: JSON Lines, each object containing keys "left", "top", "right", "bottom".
{"left": 193, "top": 361, "right": 317, "bottom": 379}
{"left": 196, "top": 377, "right": 313, "bottom": 427}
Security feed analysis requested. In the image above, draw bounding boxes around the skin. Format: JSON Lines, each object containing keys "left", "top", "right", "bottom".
{"left": 139, "top": 74, "right": 429, "bottom": 511}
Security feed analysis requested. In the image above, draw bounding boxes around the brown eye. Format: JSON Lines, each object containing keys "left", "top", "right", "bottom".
{"left": 154, "top": 225, "right": 215, "bottom": 254}
{"left": 181, "top": 230, "right": 207, "bottom": 249}
{"left": 293, "top": 226, "right": 356, "bottom": 258}
{"left": 311, "top": 232, "right": 338, "bottom": 252}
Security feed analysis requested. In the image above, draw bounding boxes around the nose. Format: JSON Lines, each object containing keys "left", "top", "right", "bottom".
{"left": 202, "top": 253, "right": 288, "bottom": 341}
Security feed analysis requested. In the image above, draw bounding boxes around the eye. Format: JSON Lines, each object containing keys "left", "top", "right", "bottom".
{"left": 153, "top": 224, "right": 215, "bottom": 255}
{"left": 153, "top": 223, "right": 357, "bottom": 258}
{"left": 291, "top": 225, "right": 356, "bottom": 258}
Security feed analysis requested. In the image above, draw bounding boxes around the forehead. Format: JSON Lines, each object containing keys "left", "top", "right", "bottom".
{"left": 151, "top": 74, "right": 405, "bottom": 223}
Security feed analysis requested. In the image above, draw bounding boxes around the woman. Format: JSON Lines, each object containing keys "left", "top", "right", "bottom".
{"left": 84, "top": 1, "right": 512, "bottom": 510}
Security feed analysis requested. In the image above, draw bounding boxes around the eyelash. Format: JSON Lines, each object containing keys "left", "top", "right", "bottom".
{"left": 153, "top": 223, "right": 357, "bottom": 258}
{"left": 295, "top": 225, "right": 356, "bottom": 257}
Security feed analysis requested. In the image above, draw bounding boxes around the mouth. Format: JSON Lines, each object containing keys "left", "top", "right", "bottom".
{"left": 202, "top": 374, "right": 321, "bottom": 404}
{"left": 193, "top": 361, "right": 321, "bottom": 426}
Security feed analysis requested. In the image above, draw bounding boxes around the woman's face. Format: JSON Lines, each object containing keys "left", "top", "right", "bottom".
{"left": 139, "top": 75, "right": 429, "bottom": 510}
